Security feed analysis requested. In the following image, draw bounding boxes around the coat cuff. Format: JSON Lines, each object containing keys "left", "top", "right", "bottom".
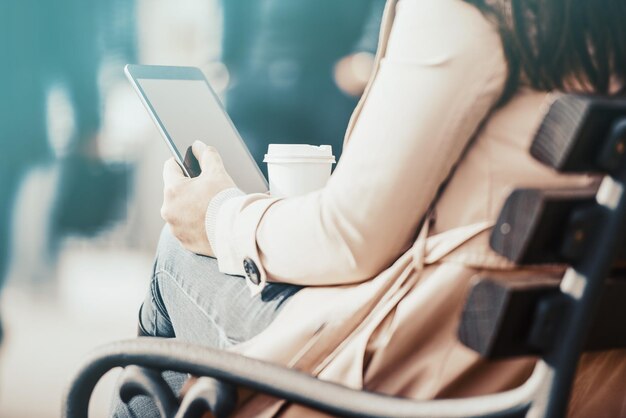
{"left": 205, "top": 187, "right": 246, "bottom": 249}
{"left": 212, "top": 193, "right": 281, "bottom": 295}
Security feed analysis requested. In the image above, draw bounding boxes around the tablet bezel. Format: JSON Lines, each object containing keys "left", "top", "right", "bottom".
{"left": 124, "top": 64, "right": 268, "bottom": 190}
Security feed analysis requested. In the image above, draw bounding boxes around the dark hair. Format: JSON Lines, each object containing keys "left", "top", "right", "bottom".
{"left": 465, "top": 0, "right": 626, "bottom": 101}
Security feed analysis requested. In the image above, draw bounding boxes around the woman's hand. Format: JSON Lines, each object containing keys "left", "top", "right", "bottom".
{"left": 161, "top": 141, "right": 236, "bottom": 256}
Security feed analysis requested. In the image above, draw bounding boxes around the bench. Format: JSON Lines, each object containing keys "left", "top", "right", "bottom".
{"left": 63, "top": 94, "right": 626, "bottom": 418}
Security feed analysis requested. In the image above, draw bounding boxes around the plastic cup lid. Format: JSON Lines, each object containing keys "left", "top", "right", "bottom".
{"left": 264, "top": 144, "right": 336, "bottom": 163}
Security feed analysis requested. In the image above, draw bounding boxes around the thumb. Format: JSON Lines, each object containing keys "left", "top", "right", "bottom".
{"left": 191, "top": 140, "right": 207, "bottom": 163}
{"left": 193, "top": 141, "right": 224, "bottom": 173}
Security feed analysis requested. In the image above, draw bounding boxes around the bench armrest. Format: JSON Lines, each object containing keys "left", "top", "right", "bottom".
{"left": 63, "top": 338, "right": 537, "bottom": 418}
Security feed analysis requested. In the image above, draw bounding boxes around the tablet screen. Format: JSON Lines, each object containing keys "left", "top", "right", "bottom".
{"left": 135, "top": 78, "right": 268, "bottom": 193}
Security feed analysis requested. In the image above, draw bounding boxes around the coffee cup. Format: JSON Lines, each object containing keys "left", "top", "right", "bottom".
{"left": 264, "top": 144, "right": 336, "bottom": 198}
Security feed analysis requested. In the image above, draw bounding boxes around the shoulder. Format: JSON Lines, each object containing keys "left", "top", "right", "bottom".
{"left": 386, "top": 0, "right": 506, "bottom": 75}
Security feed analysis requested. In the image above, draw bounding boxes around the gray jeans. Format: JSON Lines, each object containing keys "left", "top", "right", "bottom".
{"left": 112, "top": 226, "right": 301, "bottom": 417}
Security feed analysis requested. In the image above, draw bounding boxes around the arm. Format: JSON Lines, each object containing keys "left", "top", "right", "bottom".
{"left": 212, "top": 0, "right": 508, "bottom": 289}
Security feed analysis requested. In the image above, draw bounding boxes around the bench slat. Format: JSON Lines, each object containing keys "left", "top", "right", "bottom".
{"left": 531, "top": 95, "right": 626, "bottom": 173}
{"left": 490, "top": 188, "right": 598, "bottom": 265}
{"left": 458, "top": 277, "right": 626, "bottom": 359}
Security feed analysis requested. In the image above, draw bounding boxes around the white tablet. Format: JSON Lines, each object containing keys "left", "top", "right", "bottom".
{"left": 125, "top": 64, "right": 268, "bottom": 193}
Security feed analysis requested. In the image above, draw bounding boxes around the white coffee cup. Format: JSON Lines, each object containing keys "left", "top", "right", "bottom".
{"left": 264, "top": 144, "right": 336, "bottom": 198}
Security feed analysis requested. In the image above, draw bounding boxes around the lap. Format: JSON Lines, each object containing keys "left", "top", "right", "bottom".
{"left": 148, "top": 226, "right": 301, "bottom": 348}
{"left": 114, "top": 227, "right": 301, "bottom": 417}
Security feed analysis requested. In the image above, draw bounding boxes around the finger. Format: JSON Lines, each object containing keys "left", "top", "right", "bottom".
{"left": 163, "top": 158, "right": 185, "bottom": 186}
{"left": 192, "top": 140, "right": 207, "bottom": 161}
{"left": 193, "top": 141, "right": 224, "bottom": 173}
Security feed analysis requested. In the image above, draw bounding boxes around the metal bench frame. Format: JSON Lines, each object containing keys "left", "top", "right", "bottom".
{"left": 63, "top": 95, "right": 626, "bottom": 418}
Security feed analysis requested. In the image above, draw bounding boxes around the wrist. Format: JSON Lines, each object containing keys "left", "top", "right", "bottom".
{"left": 205, "top": 187, "right": 246, "bottom": 250}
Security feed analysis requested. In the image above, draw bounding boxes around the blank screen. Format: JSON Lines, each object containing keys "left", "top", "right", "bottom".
{"left": 136, "top": 78, "right": 267, "bottom": 193}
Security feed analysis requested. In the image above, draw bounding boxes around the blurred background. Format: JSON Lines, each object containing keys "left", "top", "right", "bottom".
{"left": 0, "top": 0, "right": 384, "bottom": 416}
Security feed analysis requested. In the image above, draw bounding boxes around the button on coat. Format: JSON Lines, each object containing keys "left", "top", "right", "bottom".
{"left": 243, "top": 257, "right": 261, "bottom": 285}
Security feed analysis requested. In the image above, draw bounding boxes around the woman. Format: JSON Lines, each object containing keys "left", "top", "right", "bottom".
{"left": 115, "top": 0, "right": 626, "bottom": 416}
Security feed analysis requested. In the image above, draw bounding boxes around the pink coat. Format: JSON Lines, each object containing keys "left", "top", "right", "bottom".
{"left": 207, "top": 0, "right": 626, "bottom": 416}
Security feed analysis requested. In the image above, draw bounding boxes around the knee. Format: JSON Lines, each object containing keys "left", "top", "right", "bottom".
{"left": 139, "top": 266, "right": 176, "bottom": 338}
{"left": 156, "top": 225, "right": 181, "bottom": 256}
{"left": 140, "top": 226, "right": 182, "bottom": 334}
{"left": 152, "top": 226, "right": 183, "bottom": 309}
{"left": 154, "top": 225, "right": 219, "bottom": 274}
{"left": 154, "top": 225, "right": 187, "bottom": 272}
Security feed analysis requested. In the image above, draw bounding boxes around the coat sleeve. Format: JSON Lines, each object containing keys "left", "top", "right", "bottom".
{"left": 210, "top": 0, "right": 508, "bottom": 292}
